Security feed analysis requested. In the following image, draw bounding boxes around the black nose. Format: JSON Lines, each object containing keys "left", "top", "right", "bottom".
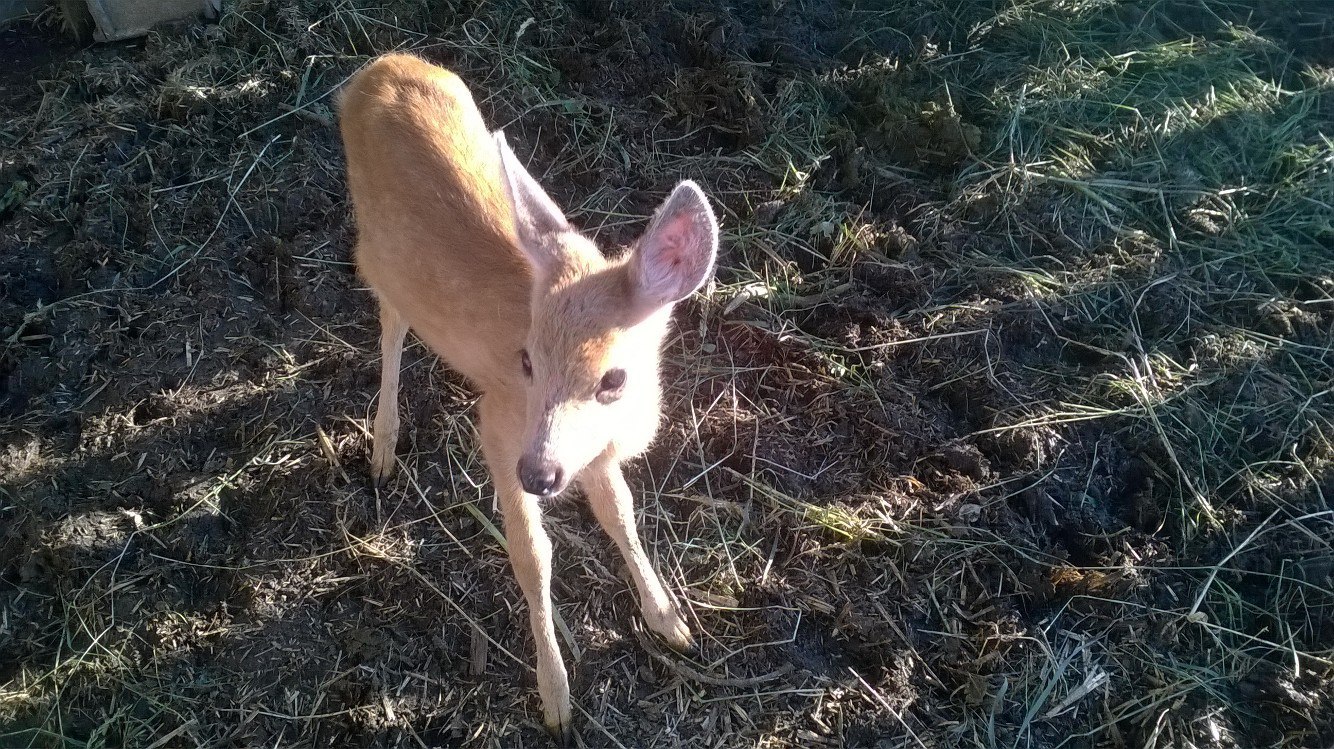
{"left": 518, "top": 456, "right": 564, "bottom": 496}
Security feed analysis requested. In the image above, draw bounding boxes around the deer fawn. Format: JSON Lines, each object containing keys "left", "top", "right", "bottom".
{"left": 337, "top": 53, "right": 718, "bottom": 741}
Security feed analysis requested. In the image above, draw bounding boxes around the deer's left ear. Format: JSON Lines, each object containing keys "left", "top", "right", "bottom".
{"left": 630, "top": 180, "right": 719, "bottom": 312}
{"left": 494, "top": 129, "right": 572, "bottom": 279}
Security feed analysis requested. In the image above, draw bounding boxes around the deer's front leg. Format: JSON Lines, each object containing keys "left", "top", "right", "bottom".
{"left": 580, "top": 456, "right": 694, "bottom": 652}
{"left": 479, "top": 394, "right": 571, "bottom": 743}
{"left": 499, "top": 489, "right": 571, "bottom": 742}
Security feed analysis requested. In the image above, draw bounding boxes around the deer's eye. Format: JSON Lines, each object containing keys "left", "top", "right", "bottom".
{"left": 520, "top": 350, "right": 533, "bottom": 378}
{"left": 596, "top": 368, "right": 626, "bottom": 404}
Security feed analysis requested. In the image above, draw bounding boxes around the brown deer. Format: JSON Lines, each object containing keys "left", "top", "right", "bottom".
{"left": 338, "top": 53, "right": 718, "bottom": 741}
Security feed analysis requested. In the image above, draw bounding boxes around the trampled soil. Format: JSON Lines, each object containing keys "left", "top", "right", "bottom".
{"left": 2, "top": 1, "right": 1332, "bottom": 747}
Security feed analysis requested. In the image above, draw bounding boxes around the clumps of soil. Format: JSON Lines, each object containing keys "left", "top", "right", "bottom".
{"left": 666, "top": 62, "right": 766, "bottom": 147}
{"left": 830, "top": 60, "right": 982, "bottom": 171}
{"left": 16, "top": 509, "right": 139, "bottom": 584}
{"left": 924, "top": 440, "right": 989, "bottom": 481}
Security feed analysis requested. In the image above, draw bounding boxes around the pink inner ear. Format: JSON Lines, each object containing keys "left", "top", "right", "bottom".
{"left": 653, "top": 214, "right": 695, "bottom": 269}
{"left": 635, "top": 184, "right": 716, "bottom": 310}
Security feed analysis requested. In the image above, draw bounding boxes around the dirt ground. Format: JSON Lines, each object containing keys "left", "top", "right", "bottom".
{"left": 2, "top": 0, "right": 1333, "bottom": 747}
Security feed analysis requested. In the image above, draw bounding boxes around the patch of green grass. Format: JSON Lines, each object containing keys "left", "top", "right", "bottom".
{"left": 718, "top": 0, "right": 1333, "bottom": 742}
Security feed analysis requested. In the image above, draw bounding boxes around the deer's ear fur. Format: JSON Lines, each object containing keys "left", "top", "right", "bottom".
{"left": 494, "top": 129, "right": 572, "bottom": 278}
{"left": 629, "top": 180, "right": 718, "bottom": 312}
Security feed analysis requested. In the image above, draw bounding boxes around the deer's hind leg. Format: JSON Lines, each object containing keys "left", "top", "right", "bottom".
{"left": 370, "top": 298, "right": 410, "bottom": 485}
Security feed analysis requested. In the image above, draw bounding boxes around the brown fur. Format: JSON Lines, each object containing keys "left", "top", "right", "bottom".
{"left": 338, "top": 53, "right": 717, "bottom": 741}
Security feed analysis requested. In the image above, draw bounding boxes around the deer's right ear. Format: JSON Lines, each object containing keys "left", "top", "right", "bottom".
{"left": 494, "top": 130, "right": 570, "bottom": 277}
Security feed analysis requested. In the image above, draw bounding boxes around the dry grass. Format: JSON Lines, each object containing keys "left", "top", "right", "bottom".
{"left": 1, "top": 0, "right": 1332, "bottom": 747}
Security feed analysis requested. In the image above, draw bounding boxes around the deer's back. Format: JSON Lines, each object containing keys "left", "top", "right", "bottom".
{"left": 340, "top": 54, "right": 531, "bottom": 389}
